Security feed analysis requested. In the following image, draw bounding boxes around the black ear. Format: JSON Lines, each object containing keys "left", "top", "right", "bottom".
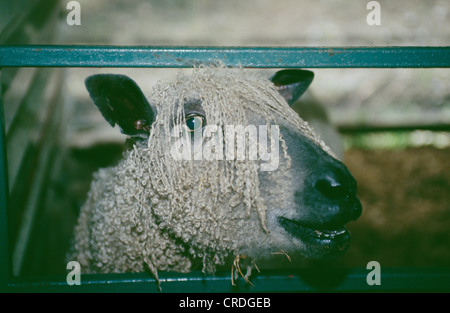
{"left": 270, "top": 70, "right": 314, "bottom": 105}
{"left": 85, "top": 74, "right": 155, "bottom": 138}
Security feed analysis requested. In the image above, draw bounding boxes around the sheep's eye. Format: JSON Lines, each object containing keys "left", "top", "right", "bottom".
{"left": 185, "top": 114, "right": 205, "bottom": 132}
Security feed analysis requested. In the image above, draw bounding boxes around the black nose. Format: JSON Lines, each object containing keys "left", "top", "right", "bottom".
{"left": 315, "top": 174, "right": 354, "bottom": 201}
{"left": 313, "top": 161, "right": 362, "bottom": 223}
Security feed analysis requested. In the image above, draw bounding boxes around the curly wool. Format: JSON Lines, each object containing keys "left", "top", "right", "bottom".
{"left": 70, "top": 67, "right": 333, "bottom": 276}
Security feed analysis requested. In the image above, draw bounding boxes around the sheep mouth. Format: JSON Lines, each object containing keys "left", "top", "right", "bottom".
{"left": 278, "top": 217, "right": 351, "bottom": 254}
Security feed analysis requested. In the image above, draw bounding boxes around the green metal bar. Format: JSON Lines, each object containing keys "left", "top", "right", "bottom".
{"left": 6, "top": 268, "right": 450, "bottom": 292}
{"left": 0, "top": 76, "right": 11, "bottom": 292}
{"left": 1, "top": 46, "right": 449, "bottom": 68}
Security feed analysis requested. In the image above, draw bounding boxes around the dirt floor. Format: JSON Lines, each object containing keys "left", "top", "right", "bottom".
{"left": 342, "top": 146, "right": 450, "bottom": 268}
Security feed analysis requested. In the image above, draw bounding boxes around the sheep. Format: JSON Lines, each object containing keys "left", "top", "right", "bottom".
{"left": 69, "top": 67, "right": 362, "bottom": 286}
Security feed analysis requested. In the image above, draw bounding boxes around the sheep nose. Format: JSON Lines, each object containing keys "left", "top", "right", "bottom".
{"left": 314, "top": 164, "right": 362, "bottom": 222}
{"left": 315, "top": 174, "right": 354, "bottom": 201}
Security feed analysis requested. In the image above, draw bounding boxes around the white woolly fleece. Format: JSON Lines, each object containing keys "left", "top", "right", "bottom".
{"left": 69, "top": 67, "right": 333, "bottom": 278}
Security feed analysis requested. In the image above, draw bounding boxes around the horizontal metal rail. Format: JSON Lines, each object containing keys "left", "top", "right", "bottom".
{"left": 6, "top": 267, "right": 450, "bottom": 292}
{"left": 338, "top": 122, "right": 450, "bottom": 133}
{"left": 1, "top": 45, "right": 450, "bottom": 68}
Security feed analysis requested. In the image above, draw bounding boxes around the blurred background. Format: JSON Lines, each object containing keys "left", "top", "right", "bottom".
{"left": 1, "top": 0, "right": 449, "bottom": 279}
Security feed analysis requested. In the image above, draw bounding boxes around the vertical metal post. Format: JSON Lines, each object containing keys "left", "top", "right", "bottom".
{"left": 0, "top": 71, "right": 11, "bottom": 291}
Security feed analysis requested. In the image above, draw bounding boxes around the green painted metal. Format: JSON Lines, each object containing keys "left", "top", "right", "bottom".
{"left": 6, "top": 268, "right": 450, "bottom": 292}
{"left": 0, "top": 77, "right": 11, "bottom": 291}
{"left": 1, "top": 46, "right": 450, "bottom": 68}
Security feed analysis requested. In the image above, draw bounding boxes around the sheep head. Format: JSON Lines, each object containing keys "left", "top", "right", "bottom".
{"left": 74, "top": 68, "right": 362, "bottom": 277}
